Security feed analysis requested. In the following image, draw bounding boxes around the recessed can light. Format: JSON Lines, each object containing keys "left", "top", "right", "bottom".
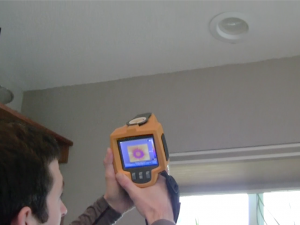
{"left": 209, "top": 12, "right": 251, "bottom": 44}
{"left": 0, "top": 86, "right": 14, "bottom": 104}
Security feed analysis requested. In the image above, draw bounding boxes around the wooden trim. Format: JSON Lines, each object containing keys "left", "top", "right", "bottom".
{"left": 0, "top": 103, "right": 73, "bottom": 163}
{"left": 59, "top": 145, "right": 70, "bottom": 163}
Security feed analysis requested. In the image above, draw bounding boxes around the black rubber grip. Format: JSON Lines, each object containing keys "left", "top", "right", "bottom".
{"left": 161, "top": 133, "right": 169, "bottom": 161}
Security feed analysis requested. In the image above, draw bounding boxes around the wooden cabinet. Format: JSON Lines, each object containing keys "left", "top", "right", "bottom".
{"left": 0, "top": 103, "right": 73, "bottom": 163}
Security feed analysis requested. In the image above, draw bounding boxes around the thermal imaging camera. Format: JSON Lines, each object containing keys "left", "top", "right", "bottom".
{"left": 110, "top": 113, "right": 169, "bottom": 188}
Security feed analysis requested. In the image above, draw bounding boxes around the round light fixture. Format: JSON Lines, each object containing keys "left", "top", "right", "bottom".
{"left": 209, "top": 12, "right": 251, "bottom": 43}
{"left": 0, "top": 85, "right": 14, "bottom": 104}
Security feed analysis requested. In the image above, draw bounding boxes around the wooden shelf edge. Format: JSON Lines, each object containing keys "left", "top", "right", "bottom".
{"left": 59, "top": 145, "right": 70, "bottom": 164}
{"left": 0, "top": 103, "right": 73, "bottom": 164}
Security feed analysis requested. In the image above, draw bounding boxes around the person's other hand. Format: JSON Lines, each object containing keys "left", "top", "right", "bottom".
{"left": 103, "top": 148, "right": 134, "bottom": 214}
{"left": 116, "top": 172, "right": 174, "bottom": 225}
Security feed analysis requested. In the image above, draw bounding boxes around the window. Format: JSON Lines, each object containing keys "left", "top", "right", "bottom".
{"left": 177, "top": 194, "right": 249, "bottom": 225}
{"left": 176, "top": 191, "right": 300, "bottom": 225}
{"left": 258, "top": 191, "right": 300, "bottom": 225}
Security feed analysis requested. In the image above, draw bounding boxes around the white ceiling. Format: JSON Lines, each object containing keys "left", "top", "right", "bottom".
{"left": 1, "top": 1, "right": 300, "bottom": 91}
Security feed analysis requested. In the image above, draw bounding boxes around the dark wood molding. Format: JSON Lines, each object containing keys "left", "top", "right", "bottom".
{"left": 0, "top": 103, "right": 73, "bottom": 163}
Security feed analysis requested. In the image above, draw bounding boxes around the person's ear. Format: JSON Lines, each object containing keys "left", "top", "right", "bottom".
{"left": 11, "top": 207, "right": 37, "bottom": 225}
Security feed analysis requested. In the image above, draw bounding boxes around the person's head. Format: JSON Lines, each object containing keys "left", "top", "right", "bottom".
{"left": 0, "top": 120, "right": 68, "bottom": 225}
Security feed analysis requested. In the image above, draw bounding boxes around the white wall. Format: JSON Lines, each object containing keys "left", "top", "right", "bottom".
{"left": 21, "top": 55, "right": 300, "bottom": 225}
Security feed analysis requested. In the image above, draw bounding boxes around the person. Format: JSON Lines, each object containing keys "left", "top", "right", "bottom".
{"left": 0, "top": 120, "right": 175, "bottom": 225}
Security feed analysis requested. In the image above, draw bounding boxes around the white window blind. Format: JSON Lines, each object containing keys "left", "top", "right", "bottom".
{"left": 169, "top": 143, "right": 300, "bottom": 195}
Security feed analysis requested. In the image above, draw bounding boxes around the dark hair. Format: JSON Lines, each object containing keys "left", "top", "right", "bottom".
{"left": 0, "top": 120, "right": 60, "bottom": 225}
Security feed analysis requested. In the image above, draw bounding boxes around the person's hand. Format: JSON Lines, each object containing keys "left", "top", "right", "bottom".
{"left": 103, "top": 148, "right": 134, "bottom": 214}
{"left": 116, "top": 172, "right": 174, "bottom": 225}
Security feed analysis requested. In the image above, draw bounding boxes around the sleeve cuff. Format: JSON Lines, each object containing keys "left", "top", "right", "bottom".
{"left": 151, "top": 219, "right": 176, "bottom": 225}
{"left": 94, "top": 196, "right": 122, "bottom": 224}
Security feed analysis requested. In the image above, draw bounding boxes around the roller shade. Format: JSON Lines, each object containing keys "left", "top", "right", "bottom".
{"left": 169, "top": 143, "right": 300, "bottom": 195}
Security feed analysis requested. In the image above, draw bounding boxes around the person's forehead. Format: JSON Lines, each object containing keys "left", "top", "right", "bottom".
{"left": 49, "top": 160, "right": 63, "bottom": 187}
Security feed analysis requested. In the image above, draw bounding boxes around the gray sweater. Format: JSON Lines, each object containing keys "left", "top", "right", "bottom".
{"left": 69, "top": 196, "right": 175, "bottom": 225}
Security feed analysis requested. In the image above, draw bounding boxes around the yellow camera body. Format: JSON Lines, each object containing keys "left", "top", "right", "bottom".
{"left": 110, "top": 113, "right": 169, "bottom": 188}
